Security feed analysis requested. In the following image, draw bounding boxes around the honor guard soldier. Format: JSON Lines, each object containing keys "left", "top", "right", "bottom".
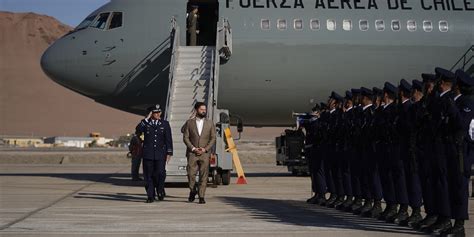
{"left": 325, "top": 92, "right": 345, "bottom": 208}
{"left": 441, "top": 69, "right": 474, "bottom": 237}
{"left": 354, "top": 87, "right": 375, "bottom": 215}
{"left": 378, "top": 82, "right": 399, "bottom": 221}
{"left": 347, "top": 88, "right": 363, "bottom": 212}
{"left": 135, "top": 104, "right": 173, "bottom": 203}
{"left": 425, "top": 67, "right": 457, "bottom": 234}
{"left": 361, "top": 87, "right": 383, "bottom": 218}
{"left": 404, "top": 79, "right": 425, "bottom": 227}
{"left": 336, "top": 90, "right": 355, "bottom": 211}
{"left": 390, "top": 79, "right": 413, "bottom": 225}
{"left": 415, "top": 73, "right": 440, "bottom": 230}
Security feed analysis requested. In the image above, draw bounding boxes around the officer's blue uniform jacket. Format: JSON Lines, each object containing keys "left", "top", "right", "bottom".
{"left": 136, "top": 119, "right": 173, "bottom": 160}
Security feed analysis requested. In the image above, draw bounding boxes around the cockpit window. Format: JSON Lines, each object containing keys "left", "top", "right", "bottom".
{"left": 75, "top": 14, "right": 97, "bottom": 30}
{"left": 108, "top": 12, "right": 123, "bottom": 29}
{"left": 90, "top": 12, "right": 110, "bottom": 29}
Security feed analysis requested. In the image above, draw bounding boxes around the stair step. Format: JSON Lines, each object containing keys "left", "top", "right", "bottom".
{"left": 178, "top": 46, "right": 215, "bottom": 52}
{"left": 174, "top": 74, "right": 211, "bottom": 80}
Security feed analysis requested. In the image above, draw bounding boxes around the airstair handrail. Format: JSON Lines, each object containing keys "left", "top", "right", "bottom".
{"left": 450, "top": 45, "right": 474, "bottom": 72}
{"left": 165, "top": 16, "right": 180, "bottom": 120}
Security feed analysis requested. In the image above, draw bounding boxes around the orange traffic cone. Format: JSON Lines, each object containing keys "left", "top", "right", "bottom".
{"left": 236, "top": 176, "right": 247, "bottom": 184}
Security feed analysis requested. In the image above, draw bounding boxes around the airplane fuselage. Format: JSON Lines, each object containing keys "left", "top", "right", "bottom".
{"left": 40, "top": 0, "right": 474, "bottom": 126}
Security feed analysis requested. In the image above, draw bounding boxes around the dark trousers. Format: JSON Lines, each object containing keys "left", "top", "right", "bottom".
{"left": 404, "top": 159, "right": 423, "bottom": 208}
{"left": 447, "top": 143, "right": 474, "bottom": 219}
{"left": 368, "top": 150, "right": 383, "bottom": 201}
{"left": 350, "top": 149, "right": 362, "bottom": 198}
{"left": 131, "top": 157, "right": 142, "bottom": 179}
{"left": 432, "top": 142, "right": 453, "bottom": 217}
{"left": 143, "top": 158, "right": 166, "bottom": 199}
{"left": 418, "top": 146, "right": 436, "bottom": 215}
{"left": 331, "top": 150, "right": 345, "bottom": 196}
{"left": 360, "top": 149, "right": 373, "bottom": 199}
{"left": 392, "top": 159, "right": 409, "bottom": 205}
{"left": 342, "top": 150, "right": 353, "bottom": 197}
{"left": 379, "top": 146, "right": 396, "bottom": 204}
{"left": 322, "top": 145, "right": 335, "bottom": 194}
{"left": 310, "top": 147, "right": 327, "bottom": 195}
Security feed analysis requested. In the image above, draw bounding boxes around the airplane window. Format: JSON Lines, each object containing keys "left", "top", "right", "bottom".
{"left": 391, "top": 20, "right": 401, "bottom": 31}
{"left": 108, "top": 12, "right": 123, "bottom": 29}
{"left": 375, "top": 20, "right": 385, "bottom": 31}
{"left": 310, "top": 19, "right": 320, "bottom": 30}
{"left": 439, "top": 20, "right": 449, "bottom": 32}
{"left": 327, "top": 19, "right": 336, "bottom": 31}
{"left": 294, "top": 19, "right": 303, "bottom": 30}
{"left": 277, "top": 19, "right": 287, "bottom": 30}
{"left": 75, "top": 14, "right": 97, "bottom": 30}
{"left": 343, "top": 20, "right": 352, "bottom": 31}
{"left": 423, "top": 20, "right": 433, "bottom": 32}
{"left": 359, "top": 20, "right": 369, "bottom": 31}
{"left": 90, "top": 12, "right": 110, "bottom": 29}
{"left": 407, "top": 20, "right": 417, "bottom": 32}
{"left": 261, "top": 19, "right": 270, "bottom": 30}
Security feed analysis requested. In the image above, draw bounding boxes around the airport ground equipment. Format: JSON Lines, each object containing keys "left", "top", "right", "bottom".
{"left": 275, "top": 129, "right": 308, "bottom": 176}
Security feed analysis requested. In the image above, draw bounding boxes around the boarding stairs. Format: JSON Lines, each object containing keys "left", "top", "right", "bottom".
{"left": 164, "top": 17, "right": 232, "bottom": 180}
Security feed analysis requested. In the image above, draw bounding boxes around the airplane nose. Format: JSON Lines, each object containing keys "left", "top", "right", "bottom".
{"left": 40, "top": 44, "right": 67, "bottom": 86}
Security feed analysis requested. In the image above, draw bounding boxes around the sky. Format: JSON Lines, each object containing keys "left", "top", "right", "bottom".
{"left": 0, "top": 0, "right": 110, "bottom": 27}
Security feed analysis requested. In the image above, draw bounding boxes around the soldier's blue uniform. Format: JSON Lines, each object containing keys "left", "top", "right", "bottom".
{"left": 440, "top": 69, "right": 474, "bottom": 236}
{"left": 135, "top": 105, "right": 173, "bottom": 202}
{"left": 425, "top": 68, "right": 458, "bottom": 233}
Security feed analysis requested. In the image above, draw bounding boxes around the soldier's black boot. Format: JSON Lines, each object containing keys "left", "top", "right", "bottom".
{"left": 326, "top": 193, "right": 338, "bottom": 208}
{"left": 427, "top": 216, "right": 452, "bottom": 234}
{"left": 364, "top": 199, "right": 382, "bottom": 218}
{"left": 307, "top": 195, "right": 317, "bottom": 203}
{"left": 441, "top": 219, "right": 465, "bottom": 237}
{"left": 354, "top": 199, "right": 372, "bottom": 215}
{"left": 157, "top": 192, "right": 164, "bottom": 201}
{"left": 349, "top": 198, "right": 363, "bottom": 213}
{"left": 393, "top": 204, "right": 409, "bottom": 225}
{"left": 319, "top": 194, "right": 328, "bottom": 206}
{"left": 417, "top": 214, "right": 438, "bottom": 231}
{"left": 332, "top": 196, "right": 345, "bottom": 209}
{"left": 313, "top": 194, "right": 326, "bottom": 205}
{"left": 336, "top": 196, "right": 350, "bottom": 210}
{"left": 404, "top": 207, "right": 423, "bottom": 227}
{"left": 380, "top": 204, "right": 398, "bottom": 221}
{"left": 338, "top": 196, "right": 353, "bottom": 211}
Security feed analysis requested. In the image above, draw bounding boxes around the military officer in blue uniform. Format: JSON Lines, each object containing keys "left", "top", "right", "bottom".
{"left": 135, "top": 104, "right": 173, "bottom": 203}
{"left": 425, "top": 67, "right": 457, "bottom": 234}
{"left": 378, "top": 82, "right": 399, "bottom": 221}
{"left": 441, "top": 69, "right": 474, "bottom": 237}
{"left": 413, "top": 73, "right": 439, "bottom": 230}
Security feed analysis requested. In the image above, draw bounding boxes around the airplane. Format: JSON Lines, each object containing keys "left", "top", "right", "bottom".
{"left": 40, "top": 0, "right": 473, "bottom": 127}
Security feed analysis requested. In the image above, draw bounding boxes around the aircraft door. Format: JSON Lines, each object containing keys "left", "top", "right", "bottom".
{"left": 186, "top": 0, "right": 219, "bottom": 46}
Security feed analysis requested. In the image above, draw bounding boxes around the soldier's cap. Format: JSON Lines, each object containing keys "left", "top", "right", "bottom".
{"left": 421, "top": 73, "right": 436, "bottom": 83}
{"left": 372, "top": 87, "right": 383, "bottom": 97}
{"left": 351, "top": 88, "right": 361, "bottom": 95}
{"left": 412, "top": 79, "right": 423, "bottom": 92}
{"left": 345, "top": 90, "right": 353, "bottom": 100}
{"left": 435, "top": 67, "right": 455, "bottom": 82}
{"left": 360, "top": 87, "right": 373, "bottom": 97}
{"left": 320, "top": 102, "right": 328, "bottom": 109}
{"left": 456, "top": 69, "right": 474, "bottom": 87}
{"left": 399, "top": 79, "right": 412, "bottom": 93}
{"left": 383, "top": 82, "right": 398, "bottom": 95}
{"left": 147, "top": 104, "right": 162, "bottom": 113}
{"left": 329, "top": 91, "right": 344, "bottom": 102}
{"left": 191, "top": 5, "right": 199, "bottom": 9}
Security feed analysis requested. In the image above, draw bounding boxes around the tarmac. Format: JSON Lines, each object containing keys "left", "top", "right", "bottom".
{"left": 0, "top": 163, "right": 473, "bottom": 236}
